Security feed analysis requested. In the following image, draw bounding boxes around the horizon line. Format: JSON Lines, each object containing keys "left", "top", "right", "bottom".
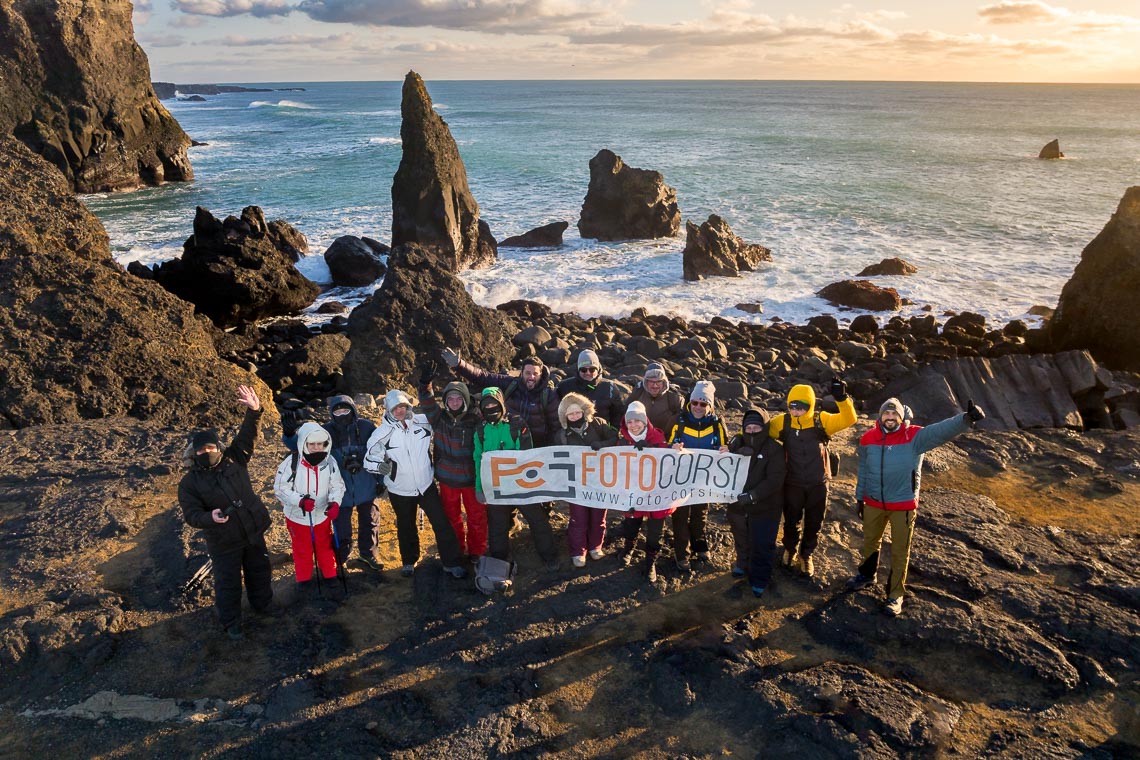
{"left": 153, "top": 76, "right": 1140, "bottom": 86}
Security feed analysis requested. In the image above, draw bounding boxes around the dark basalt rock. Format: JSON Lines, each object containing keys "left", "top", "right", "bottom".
{"left": 324, "top": 235, "right": 388, "bottom": 286}
{"left": 857, "top": 257, "right": 917, "bottom": 276}
{"left": 1050, "top": 186, "right": 1140, "bottom": 371}
{"left": 0, "top": 0, "right": 192, "bottom": 192}
{"left": 817, "top": 280, "right": 902, "bottom": 311}
{"left": 578, "top": 149, "right": 681, "bottom": 241}
{"left": 0, "top": 137, "right": 266, "bottom": 429}
{"left": 149, "top": 206, "right": 319, "bottom": 329}
{"left": 391, "top": 71, "right": 496, "bottom": 272}
{"left": 1039, "top": 139, "right": 1064, "bottom": 159}
{"left": 499, "top": 221, "right": 569, "bottom": 248}
{"left": 682, "top": 215, "right": 771, "bottom": 281}
{"left": 341, "top": 243, "right": 515, "bottom": 394}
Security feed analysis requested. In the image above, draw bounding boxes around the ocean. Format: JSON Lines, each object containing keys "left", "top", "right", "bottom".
{"left": 83, "top": 80, "right": 1140, "bottom": 327}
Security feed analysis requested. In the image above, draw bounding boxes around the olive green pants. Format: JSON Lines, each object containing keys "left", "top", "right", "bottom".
{"left": 859, "top": 505, "right": 917, "bottom": 600}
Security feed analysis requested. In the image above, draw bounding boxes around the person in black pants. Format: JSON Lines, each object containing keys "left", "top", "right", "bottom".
{"left": 728, "top": 408, "right": 787, "bottom": 597}
{"left": 178, "top": 385, "right": 276, "bottom": 640}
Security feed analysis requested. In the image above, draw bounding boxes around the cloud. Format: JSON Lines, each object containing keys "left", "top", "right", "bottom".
{"left": 292, "top": 0, "right": 613, "bottom": 34}
{"left": 977, "top": 1, "right": 1066, "bottom": 25}
{"left": 173, "top": 0, "right": 292, "bottom": 18}
{"left": 217, "top": 32, "right": 356, "bottom": 46}
{"left": 139, "top": 34, "right": 187, "bottom": 47}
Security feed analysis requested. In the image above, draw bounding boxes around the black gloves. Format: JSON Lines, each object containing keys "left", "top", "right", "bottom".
{"left": 418, "top": 361, "right": 437, "bottom": 388}
{"left": 857, "top": 500, "right": 865, "bottom": 519}
{"left": 509, "top": 417, "right": 526, "bottom": 438}
{"left": 966, "top": 399, "right": 986, "bottom": 423}
{"left": 590, "top": 440, "right": 608, "bottom": 451}
{"left": 735, "top": 492, "right": 755, "bottom": 507}
{"left": 830, "top": 376, "right": 848, "bottom": 402}
{"left": 634, "top": 440, "right": 647, "bottom": 451}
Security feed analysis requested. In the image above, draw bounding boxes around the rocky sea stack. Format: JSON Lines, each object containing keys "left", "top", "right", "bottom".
{"left": 0, "top": 0, "right": 192, "bottom": 192}
{"left": 391, "top": 71, "right": 496, "bottom": 272}
{"left": 578, "top": 149, "right": 681, "bottom": 241}
{"left": 683, "top": 214, "right": 772, "bottom": 280}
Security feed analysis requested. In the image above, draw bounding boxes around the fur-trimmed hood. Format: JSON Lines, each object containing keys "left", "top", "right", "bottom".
{"left": 558, "top": 392, "right": 596, "bottom": 429}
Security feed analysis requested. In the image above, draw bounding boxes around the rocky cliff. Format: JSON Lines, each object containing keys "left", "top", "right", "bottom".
{"left": 0, "top": 0, "right": 192, "bottom": 192}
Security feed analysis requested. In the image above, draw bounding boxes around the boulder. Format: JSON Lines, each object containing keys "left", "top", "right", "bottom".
{"left": 682, "top": 215, "right": 771, "bottom": 281}
{"left": 1050, "top": 186, "right": 1140, "bottom": 371}
{"left": 342, "top": 244, "right": 515, "bottom": 394}
{"left": 499, "top": 222, "right": 569, "bottom": 248}
{"left": 324, "top": 235, "right": 388, "bottom": 287}
{"left": 1038, "top": 139, "right": 1064, "bottom": 159}
{"left": 0, "top": 137, "right": 266, "bottom": 429}
{"left": 735, "top": 302, "right": 763, "bottom": 314}
{"left": 849, "top": 314, "right": 879, "bottom": 334}
{"left": 0, "top": 0, "right": 192, "bottom": 192}
{"left": 578, "top": 149, "right": 680, "bottom": 241}
{"left": 269, "top": 220, "right": 309, "bottom": 262}
{"left": 150, "top": 206, "right": 320, "bottom": 328}
{"left": 817, "top": 280, "right": 901, "bottom": 311}
{"left": 857, "top": 258, "right": 917, "bottom": 277}
{"left": 391, "top": 71, "right": 496, "bottom": 272}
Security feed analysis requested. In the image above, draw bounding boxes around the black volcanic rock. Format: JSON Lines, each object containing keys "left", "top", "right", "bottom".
{"left": 857, "top": 257, "right": 917, "bottom": 276}
{"left": 391, "top": 71, "right": 496, "bottom": 272}
{"left": 0, "top": 0, "right": 192, "bottom": 192}
{"left": 0, "top": 137, "right": 266, "bottom": 429}
{"left": 342, "top": 243, "right": 514, "bottom": 394}
{"left": 578, "top": 149, "right": 681, "bottom": 241}
{"left": 499, "top": 221, "right": 569, "bottom": 248}
{"left": 150, "top": 206, "right": 319, "bottom": 328}
{"left": 683, "top": 214, "right": 771, "bottom": 280}
{"left": 1050, "top": 187, "right": 1140, "bottom": 371}
{"left": 818, "top": 280, "right": 902, "bottom": 311}
{"left": 324, "top": 235, "right": 388, "bottom": 286}
{"left": 1038, "top": 139, "right": 1064, "bottom": 159}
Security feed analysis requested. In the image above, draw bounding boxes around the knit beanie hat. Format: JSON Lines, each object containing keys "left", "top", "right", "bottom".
{"left": 741, "top": 408, "right": 770, "bottom": 429}
{"left": 690, "top": 380, "right": 716, "bottom": 407}
{"left": 577, "top": 349, "right": 601, "bottom": 370}
{"left": 643, "top": 363, "right": 667, "bottom": 383}
{"left": 625, "top": 401, "right": 648, "bottom": 425}
{"left": 191, "top": 429, "right": 220, "bottom": 450}
{"left": 879, "top": 398, "right": 904, "bottom": 417}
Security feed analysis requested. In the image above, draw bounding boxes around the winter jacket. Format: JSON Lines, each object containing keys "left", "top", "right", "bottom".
{"left": 473, "top": 392, "right": 533, "bottom": 497}
{"left": 557, "top": 374, "right": 624, "bottom": 428}
{"left": 553, "top": 393, "right": 619, "bottom": 448}
{"left": 178, "top": 408, "right": 272, "bottom": 554}
{"left": 282, "top": 394, "right": 379, "bottom": 505}
{"left": 624, "top": 384, "right": 685, "bottom": 437}
{"left": 615, "top": 421, "right": 673, "bottom": 517}
{"left": 855, "top": 413, "right": 972, "bottom": 511}
{"left": 419, "top": 380, "right": 481, "bottom": 488}
{"left": 768, "top": 384, "right": 856, "bottom": 487}
{"left": 454, "top": 359, "right": 560, "bottom": 446}
{"left": 364, "top": 409, "right": 436, "bottom": 497}
{"left": 728, "top": 432, "right": 786, "bottom": 519}
{"left": 668, "top": 406, "right": 728, "bottom": 450}
{"left": 274, "top": 422, "right": 347, "bottom": 526}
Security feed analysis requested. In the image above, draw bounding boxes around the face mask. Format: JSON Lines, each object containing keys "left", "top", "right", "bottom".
{"left": 304, "top": 451, "right": 328, "bottom": 465}
{"left": 332, "top": 409, "right": 352, "bottom": 424}
{"left": 195, "top": 451, "right": 222, "bottom": 468}
{"left": 481, "top": 404, "right": 502, "bottom": 424}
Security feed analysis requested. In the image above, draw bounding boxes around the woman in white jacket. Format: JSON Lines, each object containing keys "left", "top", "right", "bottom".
{"left": 365, "top": 389, "right": 466, "bottom": 578}
{"left": 274, "top": 422, "right": 347, "bottom": 597}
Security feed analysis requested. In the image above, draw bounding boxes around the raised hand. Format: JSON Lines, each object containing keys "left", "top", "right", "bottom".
{"left": 966, "top": 399, "right": 986, "bottom": 423}
{"left": 441, "top": 347, "right": 461, "bottom": 369}
{"left": 237, "top": 384, "right": 261, "bottom": 411}
{"left": 830, "top": 376, "right": 848, "bottom": 402}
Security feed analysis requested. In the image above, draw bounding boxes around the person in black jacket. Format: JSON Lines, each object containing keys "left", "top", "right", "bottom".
{"left": 556, "top": 349, "right": 624, "bottom": 428}
{"left": 178, "top": 385, "right": 275, "bottom": 640}
{"left": 729, "top": 408, "right": 787, "bottom": 597}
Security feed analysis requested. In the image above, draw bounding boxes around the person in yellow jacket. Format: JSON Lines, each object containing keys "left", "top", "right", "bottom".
{"left": 767, "top": 378, "right": 856, "bottom": 577}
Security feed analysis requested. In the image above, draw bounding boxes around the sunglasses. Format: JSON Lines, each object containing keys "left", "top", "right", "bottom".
{"left": 690, "top": 400, "right": 709, "bottom": 408}
{"left": 788, "top": 402, "right": 810, "bottom": 411}
{"left": 579, "top": 367, "right": 598, "bottom": 374}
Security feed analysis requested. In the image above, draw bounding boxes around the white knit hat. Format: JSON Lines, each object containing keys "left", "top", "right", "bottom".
{"left": 690, "top": 380, "right": 716, "bottom": 407}
{"left": 625, "top": 401, "right": 648, "bottom": 424}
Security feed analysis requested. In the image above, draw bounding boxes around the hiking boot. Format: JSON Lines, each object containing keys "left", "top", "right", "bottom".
{"left": 731, "top": 566, "right": 746, "bottom": 578}
{"left": 846, "top": 573, "right": 874, "bottom": 591}
{"left": 618, "top": 538, "right": 636, "bottom": 566}
{"left": 588, "top": 548, "right": 605, "bottom": 561}
{"left": 782, "top": 549, "right": 798, "bottom": 568}
{"left": 324, "top": 580, "right": 345, "bottom": 602}
{"left": 885, "top": 597, "right": 904, "bottom": 616}
{"left": 572, "top": 555, "right": 587, "bottom": 568}
{"left": 253, "top": 602, "right": 285, "bottom": 619}
{"left": 751, "top": 585, "right": 766, "bottom": 598}
{"left": 675, "top": 556, "right": 692, "bottom": 573}
{"left": 354, "top": 553, "right": 384, "bottom": 572}
{"left": 443, "top": 565, "right": 468, "bottom": 579}
{"left": 400, "top": 564, "right": 415, "bottom": 578}
{"left": 798, "top": 555, "right": 815, "bottom": 577}
{"left": 225, "top": 624, "right": 243, "bottom": 641}
{"left": 543, "top": 556, "right": 561, "bottom": 572}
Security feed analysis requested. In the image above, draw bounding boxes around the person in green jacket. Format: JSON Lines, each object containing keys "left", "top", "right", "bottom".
{"left": 474, "top": 388, "right": 558, "bottom": 568}
{"left": 847, "top": 397, "right": 986, "bottom": 616}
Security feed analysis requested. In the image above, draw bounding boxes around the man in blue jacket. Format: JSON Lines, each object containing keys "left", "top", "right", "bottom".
{"left": 847, "top": 397, "right": 985, "bottom": 616}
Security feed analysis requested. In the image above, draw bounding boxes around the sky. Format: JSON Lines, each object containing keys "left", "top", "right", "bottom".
{"left": 134, "top": 0, "right": 1140, "bottom": 83}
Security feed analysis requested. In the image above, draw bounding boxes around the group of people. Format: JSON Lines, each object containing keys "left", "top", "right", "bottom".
{"left": 179, "top": 348, "right": 985, "bottom": 640}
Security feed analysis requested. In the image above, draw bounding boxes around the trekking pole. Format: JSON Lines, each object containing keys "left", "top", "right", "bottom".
{"left": 329, "top": 512, "right": 349, "bottom": 596}
{"left": 307, "top": 507, "right": 323, "bottom": 599}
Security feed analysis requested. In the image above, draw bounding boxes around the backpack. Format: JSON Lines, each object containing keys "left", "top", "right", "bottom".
{"left": 781, "top": 411, "right": 840, "bottom": 477}
{"left": 476, "top": 420, "right": 524, "bottom": 448}
{"left": 504, "top": 379, "right": 553, "bottom": 415}
{"left": 475, "top": 555, "right": 517, "bottom": 594}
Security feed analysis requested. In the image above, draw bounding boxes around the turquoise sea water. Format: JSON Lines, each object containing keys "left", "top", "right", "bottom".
{"left": 83, "top": 80, "right": 1140, "bottom": 326}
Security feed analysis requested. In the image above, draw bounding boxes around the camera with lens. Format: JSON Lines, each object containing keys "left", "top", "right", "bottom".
{"left": 223, "top": 499, "right": 243, "bottom": 518}
{"left": 342, "top": 452, "right": 364, "bottom": 475}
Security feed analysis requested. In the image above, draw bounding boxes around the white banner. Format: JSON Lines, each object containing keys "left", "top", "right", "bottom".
{"left": 478, "top": 446, "right": 749, "bottom": 511}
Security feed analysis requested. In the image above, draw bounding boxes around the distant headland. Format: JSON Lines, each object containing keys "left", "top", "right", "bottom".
{"left": 151, "top": 82, "right": 306, "bottom": 99}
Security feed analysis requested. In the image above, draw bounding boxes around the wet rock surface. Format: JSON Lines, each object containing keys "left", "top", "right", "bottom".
{"left": 818, "top": 280, "right": 902, "bottom": 311}
{"left": 499, "top": 221, "right": 569, "bottom": 248}
{"left": 391, "top": 71, "right": 496, "bottom": 272}
{"left": 856, "top": 257, "right": 917, "bottom": 276}
{"left": 148, "top": 206, "right": 320, "bottom": 328}
{"left": 0, "top": 0, "right": 192, "bottom": 192}
{"left": 1039, "top": 139, "right": 1064, "bottom": 159}
{"left": 682, "top": 214, "right": 772, "bottom": 280}
{"left": 324, "top": 235, "right": 388, "bottom": 286}
{"left": 577, "top": 149, "right": 681, "bottom": 241}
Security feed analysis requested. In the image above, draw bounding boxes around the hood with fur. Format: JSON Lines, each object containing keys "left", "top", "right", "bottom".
{"left": 558, "top": 392, "right": 596, "bottom": 429}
